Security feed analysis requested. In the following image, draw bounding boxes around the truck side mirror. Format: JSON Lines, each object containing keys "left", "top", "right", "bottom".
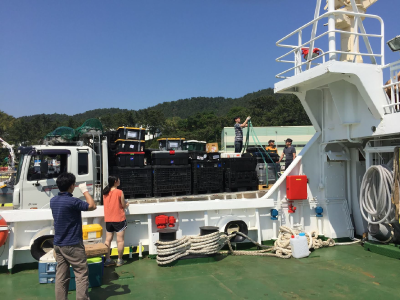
{"left": 41, "top": 160, "right": 49, "bottom": 174}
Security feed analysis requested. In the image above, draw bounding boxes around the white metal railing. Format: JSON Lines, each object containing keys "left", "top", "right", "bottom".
{"left": 276, "top": 0, "right": 385, "bottom": 79}
{"left": 382, "top": 60, "right": 400, "bottom": 114}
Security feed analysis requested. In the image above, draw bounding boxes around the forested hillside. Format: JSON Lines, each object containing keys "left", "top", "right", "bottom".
{"left": 0, "top": 88, "right": 311, "bottom": 161}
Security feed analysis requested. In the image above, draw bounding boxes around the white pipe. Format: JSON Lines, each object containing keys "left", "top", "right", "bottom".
{"left": 328, "top": 0, "right": 336, "bottom": 61}
{"left": 139, "top": 241, "right": 143, "bottom": 258}
{"left": 317, "top": 218, "right": 323, "bottom": 236}
{"left": 147, "top": 214, "right": 155, "bottom": 255}
{"left": 272, "top": 220, "right": 277, "bottom": 240}
{"left": 299, "top": 203, "right": 304, "bottom": 230}
{"left": 255, "top": 208, "right": 262, "bottom": 243}
{"left": 204, "top": 211, "right": 209, "bottom": 226}
{"left": 289, "top": 214, "right": 294, "bottom": 229}
{"left": 346, "top": 125, "right": 359, "bottom": 143}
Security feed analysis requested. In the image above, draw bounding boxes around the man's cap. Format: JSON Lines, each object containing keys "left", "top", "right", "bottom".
{"left": 286, "top": 138, "right": 293, "bottom": 142}
{"left": 268, "top": 140, "right": 275, "bottom": 143}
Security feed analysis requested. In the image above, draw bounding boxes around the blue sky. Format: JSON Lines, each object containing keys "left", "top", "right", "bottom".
{"left": 1, "top": 0, "right": 399, "bottom": 117}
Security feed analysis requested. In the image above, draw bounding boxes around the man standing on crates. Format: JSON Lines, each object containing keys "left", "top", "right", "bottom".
{"left": 278, "top": 138, "right": 296, "bottom": 170}
{"left": 234, "top": 116, "right": 251, "bottom": 153}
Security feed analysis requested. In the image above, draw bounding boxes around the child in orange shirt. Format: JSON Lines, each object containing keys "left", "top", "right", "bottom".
{"left": 103, "top": 176, "right": 129, "bottom": 267}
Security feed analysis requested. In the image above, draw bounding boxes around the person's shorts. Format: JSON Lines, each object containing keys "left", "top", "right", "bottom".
{"left": 106, "top": 220, "right": 127, "bottom": 233}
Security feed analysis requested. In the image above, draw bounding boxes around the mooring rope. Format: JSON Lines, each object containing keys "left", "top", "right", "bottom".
{"left": 155, "top": 226, "right": 335, "bottom": 265}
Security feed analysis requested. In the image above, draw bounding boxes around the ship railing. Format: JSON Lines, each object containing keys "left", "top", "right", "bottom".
{"left": 382, "top": 60, "right": 400, "bottom": 114}
{"left": 276, "top": 8, "right": 385, "bottom": 79}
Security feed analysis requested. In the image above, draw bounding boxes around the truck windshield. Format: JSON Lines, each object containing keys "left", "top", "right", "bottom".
{"left": 15, "top": 154, "right": 25, "bottom": 185}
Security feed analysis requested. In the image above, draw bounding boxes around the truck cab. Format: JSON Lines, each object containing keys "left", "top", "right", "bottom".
{"left": 13, "top": 145, "right": 99, "bottom": 209}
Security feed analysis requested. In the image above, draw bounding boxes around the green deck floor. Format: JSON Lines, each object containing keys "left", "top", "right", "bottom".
{"left": 2, "top": 245, "right": 400, "bottom": 299}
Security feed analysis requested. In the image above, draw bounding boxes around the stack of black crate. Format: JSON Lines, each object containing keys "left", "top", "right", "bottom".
{"left": 222, "top": 157, "right": 258, "bottom": 192}
{"left": 107, "top": 127, "right": 152, "bottom": 198}
{"left": 152, "top": 138, "right": 191, "bottom": 197}
{"left": 186, "top": 141, "right": 224, "bottom": 195}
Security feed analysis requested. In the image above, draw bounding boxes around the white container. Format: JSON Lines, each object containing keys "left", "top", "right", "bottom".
{"left": 290, "top": 233, "right": 310, "bottom": 258}
{"left": 220, "top": 153, "right": 242, "bottom": 158}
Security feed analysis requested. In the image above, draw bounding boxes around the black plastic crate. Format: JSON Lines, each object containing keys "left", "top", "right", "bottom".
{"left": 191, "top": 161, "right": 224, "bottom": 194}
{"left": 117, "top": 127, "right": 146, "bottom": 141}
{"left": 158, "top": 138, "right": 185, "bottom": 151}
{"left": 152, "top": 165, "right": 191, "bottom": 196}
{"left": 182, "top": 140, "right": 207, "bottom": 151}
{"left": 110, "top": 166, "right": 152, "bottom": 197}
{"left": 152, "top": 150, "right": 189, "bottom": 165}
{"left": 221, "top": 157, "right": 257, "bottom": 172}
{"left": 115, "top": 152, "right": 146, "bottom": 167}
{"left": 246, "top": 146, "right": 265, "bottom": 153}
{"left": 244, "top": 152, "right": 279, "bottom": 163}
{"left": 188, "top": 151, "right": 208, "bottom": 161}
{"left": 115, "top": 139, "right": 145, "bottom": 152}
{"left": 207, "top": 152, "right": 221, "bottom": 160}
{"left": 144, "top": 148, "right": 157, "bottom": 165}
{"left": 224, "top": 170, "right": 258, "bottom": 191}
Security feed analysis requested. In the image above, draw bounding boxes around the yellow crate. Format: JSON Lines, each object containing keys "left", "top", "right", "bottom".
{"left": 82, "top": 224, "right": 103, "bottom": 240}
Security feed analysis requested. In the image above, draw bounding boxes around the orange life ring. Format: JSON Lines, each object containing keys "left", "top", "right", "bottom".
{"left": 0, "top": 216, "right": 9, "bottom": 247}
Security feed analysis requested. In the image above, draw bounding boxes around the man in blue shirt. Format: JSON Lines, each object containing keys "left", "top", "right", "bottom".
{"left": 50, "top": 173, "right": 96, "bottom": 300}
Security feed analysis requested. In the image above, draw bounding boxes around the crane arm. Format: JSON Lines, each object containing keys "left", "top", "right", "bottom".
{"left": 0, "top": 137, "right": 15, "bottom": 169}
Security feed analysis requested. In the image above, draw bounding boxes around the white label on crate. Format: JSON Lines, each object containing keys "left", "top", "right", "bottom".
{"left": 127, "top": 131, "right": 137, "bottom": 139}
{"left": 129, "top": 144, "right": 134, "bottom": 149}
{"left": 169, "top": 142, "right": 178, "bottom": 148}
{"left": 88, "top": 232, "right": 97, "bottom": 239}
{"left": 213, "top": 155, "right": 219, "bottom": 159}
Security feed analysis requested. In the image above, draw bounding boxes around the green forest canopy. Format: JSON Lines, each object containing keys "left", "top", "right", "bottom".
{"left": 0, "top": 88, "right": 311, "bottom": 152}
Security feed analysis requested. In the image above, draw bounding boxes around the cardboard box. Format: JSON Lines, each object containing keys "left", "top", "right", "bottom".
{"left": 84, "top": 243, "right": 108, "bottom": 258}
{"left": 206, "top": 143, "right": 218, "bottom": 153}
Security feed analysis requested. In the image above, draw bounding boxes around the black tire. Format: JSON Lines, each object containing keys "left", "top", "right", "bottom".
{"left": 30, "top": 234, "right": 54, "bottom": 261}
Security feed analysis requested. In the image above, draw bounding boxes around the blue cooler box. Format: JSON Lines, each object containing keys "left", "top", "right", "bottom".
{"left": 69, "top": 257, "right": 104, "bottom": 291}
{"left": 39, "top": 257, "right": 104, "bottom": 289}
{"left": 39, "top": 261, "right": 57, "bottom": 284}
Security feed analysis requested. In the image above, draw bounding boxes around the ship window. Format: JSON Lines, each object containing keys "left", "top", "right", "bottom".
{"left": 78, "top": 153, "right": 89, "bottom": 175}
{"left": 27, "top": 154, "right": 68, "bottom": 181}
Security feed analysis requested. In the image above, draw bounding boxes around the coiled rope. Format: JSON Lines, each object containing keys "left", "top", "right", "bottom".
{"left": 360, "top": 165, "right": 395, "bottom": 224}
{"left": 155, "top": 226, "right": 335, "bottom": 265}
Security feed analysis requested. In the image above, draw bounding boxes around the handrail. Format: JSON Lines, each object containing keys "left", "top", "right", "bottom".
{"left": 276, "top": 9, "right": 385, "bottom": 79}
{"left": 276, "top": 11, "right": 384, "bottom": 47}
{"left": 263, "top": 132, "right": 321, "bottom": 199}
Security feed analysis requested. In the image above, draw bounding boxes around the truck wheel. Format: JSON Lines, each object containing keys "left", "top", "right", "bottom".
{"left": 30, "top": 234, "right": 54, "bottom": 261}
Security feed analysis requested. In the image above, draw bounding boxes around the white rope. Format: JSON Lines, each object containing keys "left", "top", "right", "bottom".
{"left": 360, "top": 165, "right": 395, "bottom": 225}
{"left": 156, "top": 231, "right": 225, "bottom": 265}
{"left": 155, "top": 226, "right": 335, "bottom": 265}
